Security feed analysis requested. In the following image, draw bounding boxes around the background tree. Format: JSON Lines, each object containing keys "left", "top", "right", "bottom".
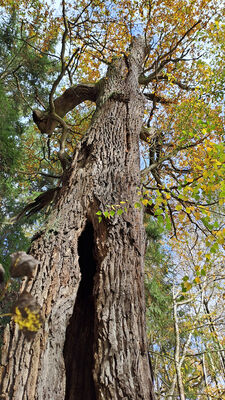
{"left": 0, "top": 0, "right": 225, "bottom": 399}
{"left": 0, "top": 3, "right": 59, "bottom": 357}
{"left": 145, "top": 223, "right": 225, "bottom": 399}
{"left": 0, "top": 3, "right": 60, "bottom": 271}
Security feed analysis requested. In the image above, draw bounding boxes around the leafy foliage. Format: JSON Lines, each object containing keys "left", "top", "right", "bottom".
{"left": 145, "top": 221, "right": 225, "bottom": 399}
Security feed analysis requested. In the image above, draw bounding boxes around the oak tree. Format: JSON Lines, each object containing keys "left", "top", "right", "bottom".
{"left": 0, "top": 0, "right": 224, "bottom": 399}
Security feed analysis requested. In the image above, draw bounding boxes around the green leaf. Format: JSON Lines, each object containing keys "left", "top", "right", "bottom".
{"left": 134, "top": 202, "right": 141, "bottom": 208}
{"left": 165, "top": 214, "right": 172, "bottom": 230}
{"left": 210, "top": 243, "right": 218, "bottom": 253}
{"left": 155, "top": 208, "right": 163, "bottom": 216}
{"left": 117, "top": 208, "right": 123, "bottom": 215}
{"left": 157, "top": 215, "right": 164, "bottom": 225}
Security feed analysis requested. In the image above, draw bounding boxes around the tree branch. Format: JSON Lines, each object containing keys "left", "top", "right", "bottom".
{"left": 139, "top": 20, "right": 201, "bottom": 86}
{"left": 155, "top": 75, "right": 195, "bottom": 91}
{"left": 144, "top": 92, "right": 174, "bottom": 104}
{"left": 33, "top": 83, "right": 98, "bottom": 134}
{"left": 140, "top": 126, "right": 157, "bottom": 142}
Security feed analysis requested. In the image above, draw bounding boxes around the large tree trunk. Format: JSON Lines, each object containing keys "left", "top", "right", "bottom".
{"left": 0, "top": 38, "right": 154, "bottom": 399}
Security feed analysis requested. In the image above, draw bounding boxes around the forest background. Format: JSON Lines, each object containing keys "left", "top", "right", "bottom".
{"left": 0, "top": 0, "right": 224, "bottom": 399}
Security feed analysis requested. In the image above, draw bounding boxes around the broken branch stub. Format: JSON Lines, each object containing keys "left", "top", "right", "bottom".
{"left": 10, "top": 251, "right": 38, "bottom": 278}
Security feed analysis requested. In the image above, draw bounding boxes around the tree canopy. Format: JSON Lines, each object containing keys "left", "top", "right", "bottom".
{"left": 1, "top": 0, "right": 224, "bottom": 244}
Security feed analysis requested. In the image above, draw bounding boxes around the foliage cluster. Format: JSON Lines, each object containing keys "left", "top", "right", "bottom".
{"left": 145, "top": 219, "right": 225, "bottom": 399}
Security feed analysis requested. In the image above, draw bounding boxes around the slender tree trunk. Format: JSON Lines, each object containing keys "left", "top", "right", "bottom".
{"left": 202, "top": 355, "right": 210, "bottom": 400}
{"left": 167, "top": 374, "right": 177, "bottom": 400}
{"left": 207, "top": 351, "right": 223, "bottom": 399}
{"left": 0, "top": 38, "right": 154, "bottom": 399}
{"left": 173, "top": 289, "right": 186, "bottom": 400}
{"left": 203, "top": 299, "right": 225, "bottom": 377}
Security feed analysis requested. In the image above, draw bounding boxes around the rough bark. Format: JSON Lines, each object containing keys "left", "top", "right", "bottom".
{"left": 0, "top": 37, "right": 154, "bottom": 400}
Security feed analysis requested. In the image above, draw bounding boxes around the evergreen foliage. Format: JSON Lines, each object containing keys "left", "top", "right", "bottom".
{"left": 145, "top": 218, "right": 173, "bottom": 343}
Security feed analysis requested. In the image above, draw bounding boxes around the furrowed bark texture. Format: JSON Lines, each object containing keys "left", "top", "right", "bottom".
{"left": 0, "top": 38, "right": 154, "bottom": 400}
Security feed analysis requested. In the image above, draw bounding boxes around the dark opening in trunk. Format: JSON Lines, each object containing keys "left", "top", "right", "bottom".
{"left": 63, "top": 221, "right": 97, "bottom": 400}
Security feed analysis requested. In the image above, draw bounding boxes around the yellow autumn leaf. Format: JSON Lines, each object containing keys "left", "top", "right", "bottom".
{"left": 142, "top": 199, "right": 149, "bottom": 206}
